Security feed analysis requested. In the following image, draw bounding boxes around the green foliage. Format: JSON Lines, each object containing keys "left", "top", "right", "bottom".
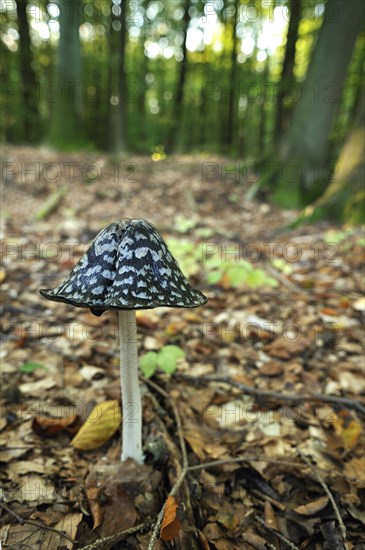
{"left": 140, "top": 345, "right": 186, "bottom": 378}
{"left": 272, "top": 258, "right": 293, "bottom": 275}
{"left": 167, "top": 238, "right": 200, "bottom": 277}
{"left": 2, "top": 0, "right": 346, "bottom": 157}
{"left": 167, "top": 236, "right": 277, "bottom": 289}
{"left": 20, "top": 362, "right": 46, "bottom": 373}
{"left": 205, "top": 255, "right": 278, "bottom": 289}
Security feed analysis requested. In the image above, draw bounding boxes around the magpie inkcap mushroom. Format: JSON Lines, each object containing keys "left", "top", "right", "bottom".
{"left": 40, "top": 218, "right": 207, "bottom": 314}
{"left": 40, "top": 219, "right": 207, "bottom": 463}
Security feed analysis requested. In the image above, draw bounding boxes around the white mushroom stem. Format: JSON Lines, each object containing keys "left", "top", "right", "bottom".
{"left": 119, "top": 310, "right": 144, "bottom": 463}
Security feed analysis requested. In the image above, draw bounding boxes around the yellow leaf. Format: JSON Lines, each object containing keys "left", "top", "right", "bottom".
{"left": 333, "top": 411, "right": 362, "bottom": 451}
{"left": 71, "top": 400, "right": 121, "bottom": 450}
{"left": 294, "top": 496, "right": 329, "bottom": 516}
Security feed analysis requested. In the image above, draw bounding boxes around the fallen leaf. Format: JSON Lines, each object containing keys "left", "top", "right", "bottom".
{"left": 216, "top": 511, "right": 239, "bottom": 530}
{"left": 32, "top": 415, "right": 80, "bottom": 437}
{"left": 294, "top": 496, "right": 329, "bottom": 515}
{"left": 71, "top": 400, "right": 121, "bottom": 450}
{"left": 344, "top": 456, "right": 365, "bottom": 482}
{"left": 264, "top": 335, "right": 313, "bottom": 359}
{"left": 333, "top": 410, "right": 362, "bottom": 451}
{"left": 264, "top": 501, "right": 278, "bottom": 529}
{"left": 160, "top": 495, "right": 181, "bottom": 541}
{"left": 86, "top": 485, "right": 104, "bottom": 530}
{"left": 54, "top": 512, "right": 83, "bottom": 550}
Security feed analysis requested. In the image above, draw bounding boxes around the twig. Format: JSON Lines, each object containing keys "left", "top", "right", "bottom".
{"left": 255, "top": 515, "right": 301, "bottom": 550}
{"left": 35, "top": 185, "right": 67, "bottom": 220}
{"left": 265, "top": 263, "right": 306, "bottom": 294}
{"left": 144, "top": 377, "right": 188, "bottom": 468}
{"left": 187, "top": 456, "right": 304, "bottom": 472}
{"left": 144, "top": 378, "right": 191, "bottom": 550}
{"left": 0, "top": 500, "right": 75, "bottom": 545}
{"left": 78, "top": 523, "right": 149, "bottom": 550}
{"left": 147, "top": 469, "right": 187, "bottom": 550}
{"left": 299, "top": 451, "right": 347, "bottom": 542}
{"left": 177, "top": 374, "right": 365, "bottom": 416}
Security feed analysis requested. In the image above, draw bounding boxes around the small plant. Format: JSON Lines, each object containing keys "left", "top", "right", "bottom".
{"left": 20, "top": 362, "right": 47, "bottom": 373}
{"left": 271, "top": 258, "right": 293, "bottom": 275}
{"left": 140, "top": 345, "right": 186, "bottom": 378}
{"left": 167, "top": 237, "right": 278, "bottom": 289}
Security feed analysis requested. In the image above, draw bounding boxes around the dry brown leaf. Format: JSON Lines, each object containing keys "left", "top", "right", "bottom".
{"left": 264, "top": 501, "right": 278, "bottom": 529}
{"left": 86, "top": 485, "right": 104, "bottom": 530}
{"left": 344, "top": 456, "right": 365, "bottom": 482}
{"left": 333, "top": 411, "right": 363, "bottom": 451}
{"left": 294, "top": 496, "right": 329, "bottom": 516}
{"left": 160, "top": 496, "right": 182, "bottom": 541}
{"left": 216, "top": 511, "right": 239, "bottom": 530}
{"left": 264, "top": 335, "right": 313, "bottom": 359}
{"left": 71, "top": 400, "right": 121, "bottom": 450}
{"left": 32, "top": 415, "right": 81, "bottom": 437}
{"left": 85, "top": 459, "right": 158, "bottom": 538}
{"left": 54, "top": 513, "right": 83, "bottom": 549}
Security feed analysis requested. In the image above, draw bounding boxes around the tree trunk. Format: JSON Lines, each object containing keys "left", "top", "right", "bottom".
{"left": 225, "top": 0, "right": 239, "bottom": 152}
{"left": 165, "top": 0, "right": 190, "bottom": 153}
{"left": 16, "top": 0, "right": 39, "bottom": 142}
{"left": 276, "top": 0, "right": 364, "bottom": 206}
{"left": 48, "top": 0, "right": 82, "bottom": 149}
{"left": 309, "top": 85, "right": 365, "bottom": 223}
{"left": 109, "top": 0, "right": 128, "bottom": 153}
{"left": 137, "top": 0, "right": 149, "bottom": 148}
{"left": 273, "top": 0, "right": 301, "bottom": 140}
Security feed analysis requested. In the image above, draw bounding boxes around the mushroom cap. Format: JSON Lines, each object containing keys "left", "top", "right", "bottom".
{"left": 40, "top": 219, "right": 207, "bottom": 316}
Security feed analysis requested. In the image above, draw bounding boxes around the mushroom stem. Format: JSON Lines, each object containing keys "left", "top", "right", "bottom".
{"left": 119, "top": 310, "right": 144, "bottom": 463}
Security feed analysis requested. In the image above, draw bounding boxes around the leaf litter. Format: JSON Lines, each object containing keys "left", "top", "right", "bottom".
{"left": 0, "top": 145, "right": 364, "bottom": 549}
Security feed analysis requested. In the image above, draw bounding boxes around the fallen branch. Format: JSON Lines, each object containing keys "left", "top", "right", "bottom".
{"left": 35, "top": 185, "right": 67, "bottom": 220}
{"left": 177, "top": 374, "right": 365, "bottom": 416}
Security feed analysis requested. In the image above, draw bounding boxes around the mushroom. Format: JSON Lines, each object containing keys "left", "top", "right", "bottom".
{"left": 40, "top": 218, "right": 207, "bottom": 463}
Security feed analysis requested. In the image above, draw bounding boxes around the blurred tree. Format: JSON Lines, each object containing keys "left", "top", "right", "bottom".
{"left": 224, "top": 0, "right": 239, "bottom": 152}
{"left": 165, "top": 0, "right": 191, "bottom": 152}
{"left": 136, "top": 0, "right": 149, "bottom": 147}
{"left": 307, "top": 85, "right": 365, "bottom": 223}
{"left": 276, "top": 0, "right": 364, "bottom": 206}
{"left": 48, "top": 0, "right": 83, "bottom": 149}
{"left": 16, "top": 0, "right": 39, "bottom": 142}
{"left": 109, "top": 0, "right": 128, "bottom": 153}
{"left": 273, "top": 0, "right": 301, "bottom": 140}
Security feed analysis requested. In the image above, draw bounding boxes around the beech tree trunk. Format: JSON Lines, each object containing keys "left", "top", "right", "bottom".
{"left": 109, "top": 0, "right": 128, "bottom": 153}
{"left": 273, "top": 0, "right": 301, "bottom": 140}
{"left": 276, "top": 0, "right": 364, "bottom": 206}
{"left": 310, "top": 86, "right": 365, "bottom": 223}
{"left": 165, "top": 0, "right": 190, "bottom": 152}
{"left": 225, "top": 0, "right": 239, "bottom": 152}
{"left": 16, "top": 0, "right": 39, "bottom": 142}
{"left": 48, "top": 0, "right": 82, "bottom": 149}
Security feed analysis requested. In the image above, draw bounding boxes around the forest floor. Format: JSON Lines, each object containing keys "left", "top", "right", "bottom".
{"left": 1, "top": 145, "right": 364, "bottom": 550}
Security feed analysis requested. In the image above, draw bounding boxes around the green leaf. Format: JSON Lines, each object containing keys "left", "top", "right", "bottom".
{"left": 207, "top": 270, "right": 223, "bottom": 285}
{"left": 272, "top": 258, "right": 293, "bottom": 275}
{"left": 20, "top": 362, "right": 46, "bottom": 373}
{"left": 157, "top": 345, "right": 185, "bottom": 374}
{"left": 140, "top": 352, "right": 158, "bottom": 378}
{"left": 246, "top": 269, "right": 278, "bottom": 288}
{"left": 174, "top": 215, "right": 197, "bottom": 233}
{"left": 226, "top": 264, "right": 249, "bottom": 287}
